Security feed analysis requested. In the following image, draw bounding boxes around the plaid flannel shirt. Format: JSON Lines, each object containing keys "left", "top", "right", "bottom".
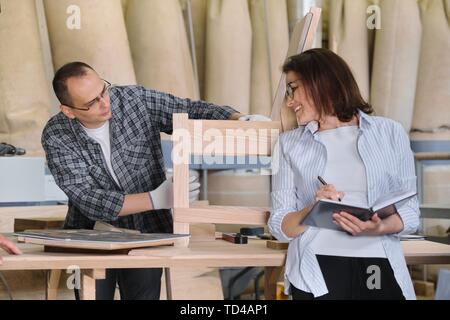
{"left": 42, "top": 85, "right": 237, "bottom": 233}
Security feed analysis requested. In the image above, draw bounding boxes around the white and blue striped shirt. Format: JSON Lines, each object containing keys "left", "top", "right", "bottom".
{"left": 268, "top": 111, "right": 420, "bottom": 299}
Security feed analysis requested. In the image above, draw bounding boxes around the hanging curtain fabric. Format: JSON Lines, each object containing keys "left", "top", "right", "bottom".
{"left": 190, "top": 0, "right": 208, "bottom": 99}
{"left": 329, "top": 0, "right": 370, "bottom": 101}
{"left": 126, "top": 0, "right": 198, "bottom": 99}
{"left": 371, "top": 0, "right": 421, "bottom": 131}
{"left": 412, "top": 0, "right": 450, "bottom": 134}
{"left": 0, "top": 0, "right": 51, "bottom": 156}
{"left": 121, "top": 0, "right": 129, "bottom": 17}
{"left": 204, "top": 0, "right": 252, "bottom": 114}
{"left": 44, "top": 0, "right": 136, "bottom": 85}
{"left": 249, "top": 0, "right": 289, "bottom": 116}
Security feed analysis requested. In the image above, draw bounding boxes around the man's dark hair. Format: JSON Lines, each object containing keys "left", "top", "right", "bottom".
{"left": 282, "top": 48, "right": 373, "bottom": 122}
{"left": 53, "top": 62, "right": 95, "bottom": 106}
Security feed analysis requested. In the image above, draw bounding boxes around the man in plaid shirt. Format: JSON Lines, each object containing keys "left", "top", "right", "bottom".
{"left": 42, "top": 62, "right": 268, "bottom": 300}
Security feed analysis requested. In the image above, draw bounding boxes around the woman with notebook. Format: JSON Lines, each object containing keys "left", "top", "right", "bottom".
{"left": 268, "top": 48, "right": 420, "bottom": 300}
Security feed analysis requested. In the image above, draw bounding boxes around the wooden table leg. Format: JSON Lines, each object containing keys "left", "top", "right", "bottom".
{"left": 46, "top": 270, "right": 62, "bottom": 300}
{"left": 81, "top": 269, "right": 106, "bottom": 300}
{"left": 264, "top": 266, "right": 283, "bottom": 300}
{"left": 164, "top": 268, "right": 173, "bottom": 300}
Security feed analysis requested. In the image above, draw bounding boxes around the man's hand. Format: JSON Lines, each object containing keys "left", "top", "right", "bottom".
{"left": 238, "top": 114, "right": 271, "bottom": 122}
{"left": 0, "top": 235, "right": 22, "bottom": 265}
{"left": 149, "top": 175, "right": 200, "bottom": 210}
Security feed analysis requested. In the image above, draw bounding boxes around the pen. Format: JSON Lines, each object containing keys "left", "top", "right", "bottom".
{"left": 317, "top": 176, "right": 341, "bottom": 202}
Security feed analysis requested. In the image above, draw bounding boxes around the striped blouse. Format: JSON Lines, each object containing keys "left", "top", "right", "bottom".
{"left": 268, "top": 111, "right": 420, "bottom": 299}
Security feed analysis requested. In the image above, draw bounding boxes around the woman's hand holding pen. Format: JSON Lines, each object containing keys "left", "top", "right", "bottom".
{"left": 315, "top": 184, "right": 344, "bottom": 202}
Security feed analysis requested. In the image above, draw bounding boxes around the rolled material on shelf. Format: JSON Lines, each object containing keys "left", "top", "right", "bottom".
{"left": 127, "top": 0, "right": 198, "bottom": 99}
{"left": 44, "top": 0, "right": 136, "bottom": 85}
{"left": 412, "top": 0, "right": 450, "bottom": 133}
{"left": 371, "top": 0, "right": 421, "bottom": 131}
{"left": 204, "top": 0, "right": 252, "bottom": 113}
{"left": 190, "top": 0, "right": 208, "bottom": 99}
{"left": 121, "top": 0, "right": 128, "bottom": 16}
{"left": 0, "top": 0, "right": 51, "bottom": 156}
{"left": 329, "top": 0, "right": 370, "bottom": 101}
{"left": 249, "top": 0, "right": 289, "bottom": 116}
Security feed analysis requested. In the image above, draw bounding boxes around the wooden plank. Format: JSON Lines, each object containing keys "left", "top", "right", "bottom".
{"left": 402, "top": 240, "right": 450, "bottom": 265}
{"left": 17, "top": 230, "right": 189, "bottom": 251}
{"left": 266, "top": 240, "right": 289, "bottom": 250}
{"left": 0, "top": 205, "right": 67, "bottom": 233}
{"left": 14, "top": 218, "right": 65, "bottom": 233}
{"left": 19, "top": 236, "right": 182, "bottom": 250}
{"left": 172, "top": 113, "right": 190, "bottom": 209}
{"left": 173, "top": 206, "right": 269, "bottom": 225}
{"left": 81, "top": 271, "right": 96, "bottom": 300}
{"left": 45, "top": 269, "right": 61, "bottom": 300}
{"left": 172, "top": 105, "right": 190, "bottom": 247}
{"left": 84, "top": 269, "right": 106, "bottom": 280}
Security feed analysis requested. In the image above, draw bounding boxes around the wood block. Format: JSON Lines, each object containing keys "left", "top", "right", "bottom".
{"left": 14, "top": 218, "right": 65, "bottom": 232}
{"left": 413, "top": 280, "right": 435, "bottom": 298}
{"left": 266, "top": 240, "right": 289, "bottom": 250}
{"left": 276, "top": 281, "right": 289, "bottom": 300}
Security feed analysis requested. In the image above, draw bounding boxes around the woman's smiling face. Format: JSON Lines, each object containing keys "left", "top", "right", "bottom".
{"left": 285, "top": 71, "right": 320, "bottom": 126}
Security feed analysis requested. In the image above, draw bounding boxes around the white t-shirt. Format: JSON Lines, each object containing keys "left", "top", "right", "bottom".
{"left": 81, "top": 121, "right": 120, "bottom": 186}
{"left": 310, "top": 125, "right": 386, "bottom": 258}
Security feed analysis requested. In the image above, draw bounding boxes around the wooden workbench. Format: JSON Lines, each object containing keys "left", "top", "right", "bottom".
{"left": 1, "top": 237, "right": 449, "bottom": 300}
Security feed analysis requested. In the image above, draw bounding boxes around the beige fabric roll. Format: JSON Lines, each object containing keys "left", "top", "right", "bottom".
{"left": 371, "top": 0, "right": 421, "bottom": 131}
{"left": 127, "top": 0, "right": 198, "bottom": 99}
{"left": 412, "top": 0, "right": 450, "bottom": 133}
{"left": 121, "top": 0, "right": 128, "bottom": 16}
{"left": 44, "top": 0, "right": 136, "bottom": 85}
{"left": 329, "top": 0, "right": 370, "bottom": 101}
{"left": 204, "top": 0, "right": 252, "bottom": 113}
{"left": 249, "top": 0, "right": 289, "bottom": 116}
{"left": 189, "top": 0, "right": 208, "bottom": 99}
{"left": 0, "top": 0, "right": 51, "bottom": 156}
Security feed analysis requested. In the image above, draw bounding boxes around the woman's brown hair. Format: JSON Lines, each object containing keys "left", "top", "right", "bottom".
{"left": 282, "top": 48, "right": 373, "bottom": 122}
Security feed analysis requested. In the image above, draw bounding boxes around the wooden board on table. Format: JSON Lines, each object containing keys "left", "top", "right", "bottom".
{"left": 15, "top": 229, "right": 190, "bottom": 251}
{"left": 14, "top": 218, "right": 65, "bottom": 232}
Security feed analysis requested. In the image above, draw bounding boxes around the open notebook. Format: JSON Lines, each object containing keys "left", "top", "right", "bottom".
{"left": 302, "top": 190, "right": 417, "bottom": 231}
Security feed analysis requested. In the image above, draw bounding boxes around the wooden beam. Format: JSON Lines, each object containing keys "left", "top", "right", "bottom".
{"left": 264, "top": 266, "right": 283, "bottom": 300}
{"left": 174, "top": 206, "right": 269, "bottom": 225}
{"left": 45, "top": 269, "right": 61, "bottom": 300}
{"left": 172, "top": 114, "right": 190, "bottom": 246}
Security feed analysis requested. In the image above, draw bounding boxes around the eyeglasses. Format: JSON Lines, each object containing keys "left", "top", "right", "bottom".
{"left": 285, "top": 79, "right": 300, "bottom": 100}
{"left": 65, "top": 79, "right": 112, "bottom": 111}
